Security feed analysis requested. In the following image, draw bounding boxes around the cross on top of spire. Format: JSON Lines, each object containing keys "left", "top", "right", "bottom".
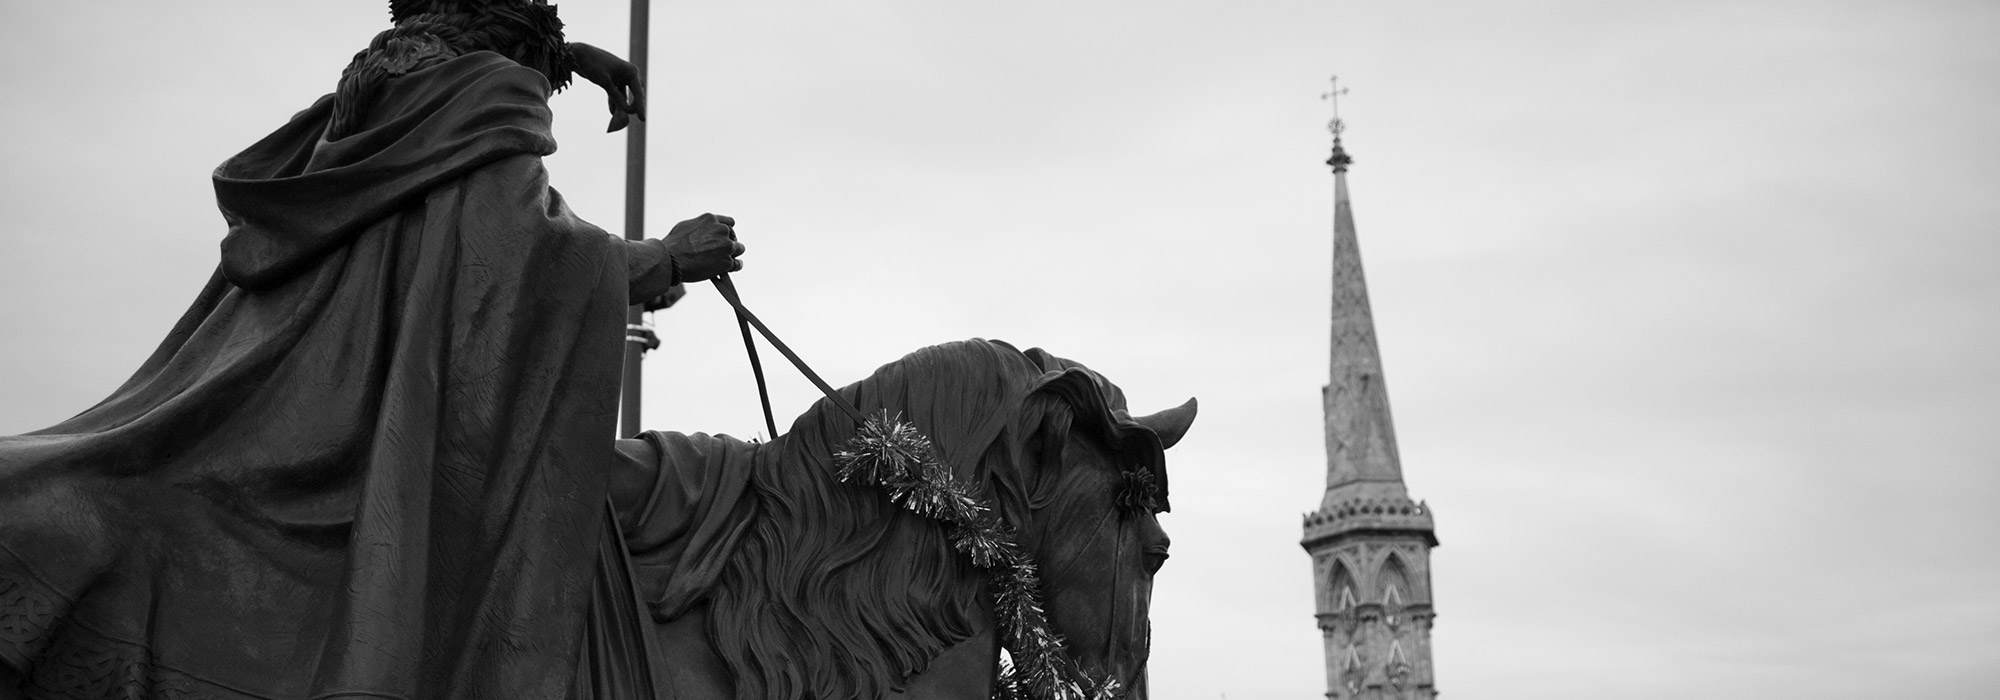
{"left": 1321, "top": 75, "right": 1349, "bottom": 138}
{"left": 1321, "top": 75, "right": 1353, "bottom": 172}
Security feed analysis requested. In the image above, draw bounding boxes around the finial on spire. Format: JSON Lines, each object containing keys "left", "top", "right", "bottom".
{"left": 1321, "top": 75, "right": 1348, "bottom": 136}
{"left": 1321, "top": 75, "right": 1353, "bottom": 173}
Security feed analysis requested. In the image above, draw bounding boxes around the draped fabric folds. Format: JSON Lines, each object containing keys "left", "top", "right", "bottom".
{"left": 0, "top": 51, "right": 653, "bottom": 699}
{"left": 615, "top": 432, "right": 761, "bottom": 624}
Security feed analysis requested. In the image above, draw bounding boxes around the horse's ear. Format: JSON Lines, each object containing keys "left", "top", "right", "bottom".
{"left": 1133, "top": 398, "right": 1198, "bottom": 449}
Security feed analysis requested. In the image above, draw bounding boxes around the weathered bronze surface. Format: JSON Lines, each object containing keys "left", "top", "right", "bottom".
{"left": 0, "top": 8, "right": 1189, "bottom": 700}
{"left": 609, "top": 340, "right": 1193, "bottom": 699}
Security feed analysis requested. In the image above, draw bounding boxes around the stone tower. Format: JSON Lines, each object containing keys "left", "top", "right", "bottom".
{"left": 1300, "top": 109, "right": 1440, "bottom": 699}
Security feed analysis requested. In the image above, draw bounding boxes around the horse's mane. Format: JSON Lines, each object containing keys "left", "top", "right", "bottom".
{"left": 703, "top": 339, "right": 1168, "bottom": 700}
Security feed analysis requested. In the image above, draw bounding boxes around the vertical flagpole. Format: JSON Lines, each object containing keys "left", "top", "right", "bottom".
{"left": 619, "top": 0, "right": 651, "bottom": 438}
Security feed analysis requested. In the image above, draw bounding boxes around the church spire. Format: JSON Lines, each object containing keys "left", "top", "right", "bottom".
{"left": 1318, "top": 77, "right": 1409, "bottom": 509}
{"left": 1304, "top": 77, "right": 1440, "bottom": 700}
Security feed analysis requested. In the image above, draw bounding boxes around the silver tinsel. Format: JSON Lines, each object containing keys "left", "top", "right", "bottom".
{"left": 833, "top": 411, "right": 1121, "bottom": 700}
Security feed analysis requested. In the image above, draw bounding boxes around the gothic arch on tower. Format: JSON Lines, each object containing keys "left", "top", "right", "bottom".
{"left": 1386, "top": 638, "right": 1413, "bottom": 689}
{"left": 1377, "top": 551, "right": 1412, "bottom": 632}
{"left": 1376, "top": 551, "right": 1413, "bottom": 605}
{"left": 1326, "top": 557, "right": 1360, "bottom": 613}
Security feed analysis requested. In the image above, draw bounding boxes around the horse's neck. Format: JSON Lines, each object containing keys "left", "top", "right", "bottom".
{"left": 766, "top": 431, "right": 1001, "bottom": 699}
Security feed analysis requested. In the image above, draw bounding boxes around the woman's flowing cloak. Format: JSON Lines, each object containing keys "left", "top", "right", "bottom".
{"left": 0, "top": 52, "right": 632, "bottom": 699}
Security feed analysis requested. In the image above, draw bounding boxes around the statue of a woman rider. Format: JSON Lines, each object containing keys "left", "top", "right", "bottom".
{"left": 0, "top": 2, "right": 740, "bottom": 697}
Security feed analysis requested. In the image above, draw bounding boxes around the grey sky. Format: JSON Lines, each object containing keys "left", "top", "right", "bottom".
{"left": 3, "top": 1, "right": 1996, "bottom": 698}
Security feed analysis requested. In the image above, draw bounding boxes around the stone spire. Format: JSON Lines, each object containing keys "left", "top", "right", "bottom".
{"left": 1318, "top": 128, "right": 1411, "bottom": 510}
{"left": 1303, "top": 78, "right": 1439, "bottom": 700}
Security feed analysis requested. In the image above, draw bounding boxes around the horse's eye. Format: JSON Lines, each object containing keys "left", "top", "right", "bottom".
{"left": 1142, "top": 548, "right": 1169, "bottom": 574}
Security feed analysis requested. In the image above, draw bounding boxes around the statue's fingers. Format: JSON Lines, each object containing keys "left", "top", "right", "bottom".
{"left": 605, "top": 90, "right": 630, "bottom": 132}
{"left": 629, "top": 83, "right": 647, "bottom": 120}
{"left": 731, "top": 241, "right": 747, "bottom": 257}
{"left": 730, "top": 258, "right": 744, "bottom": 272}
{"left": 715, "top": 214, "right": 735, "bottom": 227}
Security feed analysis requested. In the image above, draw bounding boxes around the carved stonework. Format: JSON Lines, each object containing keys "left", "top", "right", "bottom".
{"left": 1387, "top": 660, "right": 1411, "bottom": 689}
{"left": 1341, "top": 646, "right": 1366, "bottom": 695}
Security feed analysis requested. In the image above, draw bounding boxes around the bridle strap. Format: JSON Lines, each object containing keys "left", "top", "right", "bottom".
{"left": 712, "top": 274, "right": 1116, "bottom": 697}
{"left": 732, "top": 297, "right": 780, "bottom": 439}
{"left": 712, "top": 274, "right": 868, "bottom": 435}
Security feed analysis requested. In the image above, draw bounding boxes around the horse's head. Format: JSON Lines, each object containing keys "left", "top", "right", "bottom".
{"left": 990, "top": 348, "right": 1198, "bottom": 698}
{"left": 700, "top": 339, "right": 1194, "bottom": 700}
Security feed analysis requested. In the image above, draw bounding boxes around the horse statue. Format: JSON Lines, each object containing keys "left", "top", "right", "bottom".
{"left": 0, "top": 337, "right": 1189, "bottom": 699}
{"left": 603, "top": 339, "right": 1197, "bottom": 700}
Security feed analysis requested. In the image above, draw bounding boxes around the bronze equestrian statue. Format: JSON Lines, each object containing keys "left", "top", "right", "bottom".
{"left": 0, "top": 3, "right": 1192, "bottom": 698}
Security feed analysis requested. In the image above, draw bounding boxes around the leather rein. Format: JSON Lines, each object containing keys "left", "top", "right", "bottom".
{"left": 710, "top": 273, "right": 865, "bottom": 436}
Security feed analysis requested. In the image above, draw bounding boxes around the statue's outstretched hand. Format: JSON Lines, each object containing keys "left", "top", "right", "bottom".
{"left": 664, "top": 213, "right": 744, "bottom": 284}
{"left": 569, "top": 42, "right": 646, "bottom": 132}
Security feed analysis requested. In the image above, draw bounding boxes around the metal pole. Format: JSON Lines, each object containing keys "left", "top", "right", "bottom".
{"left": 619, "top": 0, "right": 650, "bottom": 438}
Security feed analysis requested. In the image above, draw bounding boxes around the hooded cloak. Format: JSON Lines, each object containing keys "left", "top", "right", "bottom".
{"left": 0, "top": 51, "right": 666, "bottom": 699}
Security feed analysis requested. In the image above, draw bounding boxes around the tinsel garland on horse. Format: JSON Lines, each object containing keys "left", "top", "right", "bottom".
{"left": 609, "top": 339, "right": 1195, "bottom": 700}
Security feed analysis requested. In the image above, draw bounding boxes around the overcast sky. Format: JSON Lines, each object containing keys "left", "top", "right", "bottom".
{"left": 3, "top": 1, "right": 1996, "bottom": 698}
